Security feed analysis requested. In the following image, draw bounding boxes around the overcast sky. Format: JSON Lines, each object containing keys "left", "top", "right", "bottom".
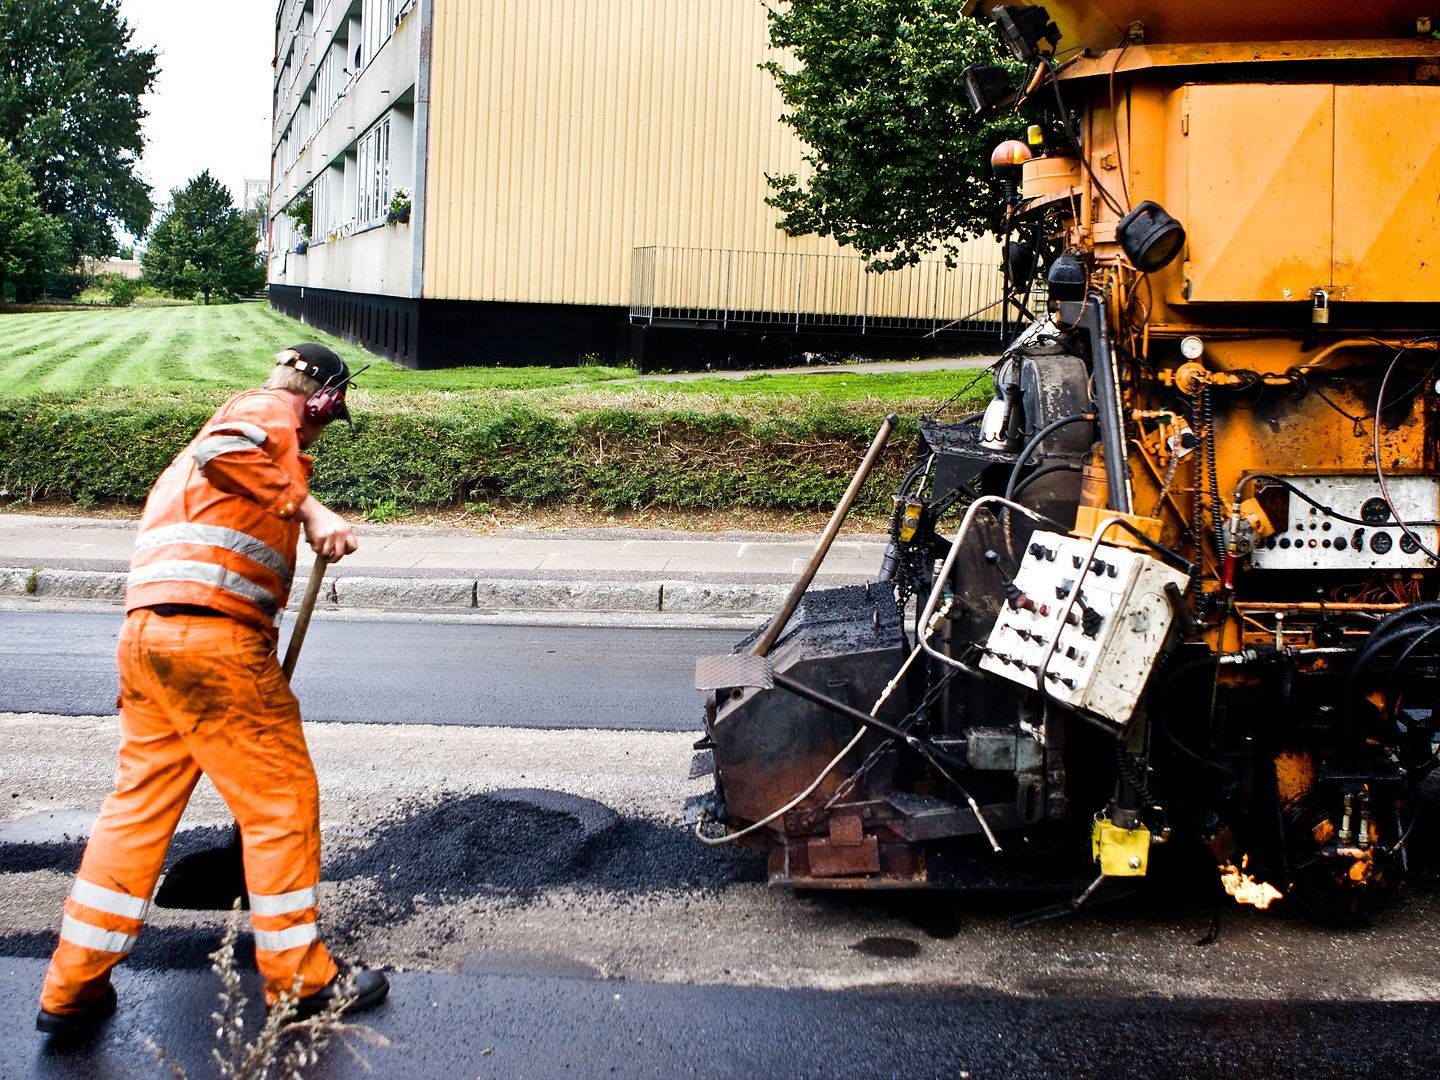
{"left": 120, "top": 0, "right": 274, "bottom": 220}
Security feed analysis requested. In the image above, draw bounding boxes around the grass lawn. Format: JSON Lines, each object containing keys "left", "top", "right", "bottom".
{"left": 0, "top": 303, "right": 997, "bottom": 517}
{"left": 0, "top": 303, "right": 632, "bottom": 397}
{"left": 597, "top": 368, "right": 994, "bottom": 405}
{"left": 0, "top": 302, "right": 994, "bottom": 412}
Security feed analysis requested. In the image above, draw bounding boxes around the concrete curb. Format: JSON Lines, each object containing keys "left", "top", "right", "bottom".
{"left": 0, "top": 567, "right": 794, "bottom": 615}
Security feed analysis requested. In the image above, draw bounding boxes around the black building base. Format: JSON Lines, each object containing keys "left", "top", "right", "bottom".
{"left": 268, "top": 285, "right": 1000, "bottom": 371}
{"left": 626, "top": 323, "right": 1000, "bottom": 373}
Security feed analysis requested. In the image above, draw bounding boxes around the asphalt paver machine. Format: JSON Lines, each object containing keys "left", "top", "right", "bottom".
{"left": 692, "top": 1, "right": 1440, "bottom": 920}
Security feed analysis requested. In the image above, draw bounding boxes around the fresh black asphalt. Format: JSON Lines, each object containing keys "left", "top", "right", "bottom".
{"left": 6, "top": 957, "right": 1438, "bottom": 1079}
{"left": 0, "top": 610, "right": 735, "bottom": 730}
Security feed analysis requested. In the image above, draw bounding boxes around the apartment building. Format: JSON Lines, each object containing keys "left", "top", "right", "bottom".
{"left": 268, "top": 1, "right": 1004, "bottom": 368}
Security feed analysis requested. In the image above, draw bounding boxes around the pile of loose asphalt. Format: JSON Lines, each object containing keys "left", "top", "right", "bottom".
{"left": 326, "top": 788, "right": 764, "bottom": 924}
{"left": 0, "top": 789, "right": 766, "bottom": 970}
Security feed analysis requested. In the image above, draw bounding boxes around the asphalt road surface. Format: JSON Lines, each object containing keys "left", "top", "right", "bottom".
{"left": 4, "top": 608, "right": 1439, "bottom": 1078}
{"left": 0, "top": 610, "right": 736, "bottom": 730}
{"left": 5, "top": 958, "right": 1436, "bottom": 1079}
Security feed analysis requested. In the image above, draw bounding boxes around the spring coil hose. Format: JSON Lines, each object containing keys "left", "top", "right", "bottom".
{"left": 1114, "top": 744, "right": 1157, "bottom": 808}
{"left": 1188, "top": 385, "right": 1206, "bottom": 562}
{"left": 1203, "top": 387, "right": 1226, "bottom": 559}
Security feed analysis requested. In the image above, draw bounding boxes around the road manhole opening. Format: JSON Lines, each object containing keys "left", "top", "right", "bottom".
{"left": 849, "top": 936, "right": 922, "bottom": 960}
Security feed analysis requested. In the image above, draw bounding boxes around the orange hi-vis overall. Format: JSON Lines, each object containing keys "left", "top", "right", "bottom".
{"left": 40, "top": 390, "right": 338, "bottom": 1015}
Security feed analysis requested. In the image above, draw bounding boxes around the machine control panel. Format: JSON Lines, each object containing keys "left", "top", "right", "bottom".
{"left": 979, "top": 531, "right": 1189, "bottom": 725}
{"left": 1250, "top": 475, "right": 1440, "bottom": 571}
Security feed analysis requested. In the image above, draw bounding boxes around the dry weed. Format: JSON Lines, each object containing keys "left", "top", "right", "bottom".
{"left": 142, "top": 905, "right": 389, "bottom": 1078}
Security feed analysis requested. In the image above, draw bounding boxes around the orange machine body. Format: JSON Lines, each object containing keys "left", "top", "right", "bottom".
{"left": 1004, "top": 12, "right": 1440, "bottom": 658}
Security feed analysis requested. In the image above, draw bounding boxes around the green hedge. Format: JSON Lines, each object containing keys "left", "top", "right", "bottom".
{"left": 0, "top": 395, "right": 922, "bottom": 513}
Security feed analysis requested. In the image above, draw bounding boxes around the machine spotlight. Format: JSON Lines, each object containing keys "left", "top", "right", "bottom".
{"left": 1116, "top": 200, "right": 1186, "bottom": 272}
{"left": 961, "top": 64, "right": 1016, "bottom": 115}
{"left": 990, "top": 5, "right": 1061, "bottom": 62}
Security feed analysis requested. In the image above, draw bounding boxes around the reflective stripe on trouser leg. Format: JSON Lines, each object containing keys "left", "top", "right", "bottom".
{"left": 248, "top": 886, "right": 317, "bottom": 917}
{"left": 59, "top": 914, "right": 138, "bottom": 955}
{"left": 70, "top": 878, "right": 151, "bottom": 920}
{"left": 39, "top": 611, "right": 203, "bottom": 1016}
{"left": 248, "top": 904, "right": 332, "bottom": 1002}
{"left": 250, "top": 884, "right": 322, "bottom": 982}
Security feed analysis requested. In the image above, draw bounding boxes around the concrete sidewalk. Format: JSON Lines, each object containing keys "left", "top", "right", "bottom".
{"left": 0, "top": 513, "right": 888, "bottom": 615}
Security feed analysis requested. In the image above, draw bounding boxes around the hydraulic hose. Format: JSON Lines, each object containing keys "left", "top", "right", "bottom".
{"left": 1342, "top": 602, "right": 1440, "bottom": 751}
{"left": 1081, "top": 294, "right": 1133, "bottom": 513}
{"left": 1002, "top": 413, "right": 1097, "bottom": 504}
{"left": 1002, "top": 412, "right": 1095, "bottom": 557}
{"left": 1010, "top": 462, "right": 1083, "bottom": 500}
{"left": 1345, "top": 602, "right": 1440, "bottom": 699}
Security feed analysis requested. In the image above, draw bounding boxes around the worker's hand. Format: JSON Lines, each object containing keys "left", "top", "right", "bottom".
{"left": 297, "top": 495, "right": 359, "bottom": 562}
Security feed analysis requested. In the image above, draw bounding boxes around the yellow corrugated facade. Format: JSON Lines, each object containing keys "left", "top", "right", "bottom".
{"left": 423, "top": 0, "right": 1000, "bottom": 312}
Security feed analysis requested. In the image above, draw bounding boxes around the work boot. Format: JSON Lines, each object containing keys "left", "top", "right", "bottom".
{"left": 36, "top": 982, "right": 117, "bottom": 1036}
{"left": 286, "top": 967, "right": 389, "bottom": 1020}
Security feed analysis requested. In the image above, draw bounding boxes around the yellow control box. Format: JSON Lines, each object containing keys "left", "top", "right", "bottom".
{"left": 1092, "top": 819, "right": 1151, "bottom": 877}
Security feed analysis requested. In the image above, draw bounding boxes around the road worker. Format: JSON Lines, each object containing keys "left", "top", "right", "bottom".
{"left": 36, "top": 343, "right": 388, "bottom": 1036}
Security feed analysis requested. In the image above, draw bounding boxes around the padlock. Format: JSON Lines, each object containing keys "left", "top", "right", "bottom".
{"left": 1311, "top": 288, "right": 1330, "bottom": 325}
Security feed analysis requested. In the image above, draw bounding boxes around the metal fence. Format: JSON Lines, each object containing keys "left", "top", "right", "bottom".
{"left": 629, "top": 245, "right": 1016, "bottom": 336}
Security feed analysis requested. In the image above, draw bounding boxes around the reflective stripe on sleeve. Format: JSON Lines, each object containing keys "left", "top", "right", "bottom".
{"left": 252, "top": 922, "right": 318, "bottom": 952}
{"left": 71, "top": 878, "right": 150, "bottom": 921}
{"left": 248, "top": 886, "right": 317, "bottom": 917}
{"left": 193, "top": 435, "right": 264, "bottom": 469}
{"left": 134, "top": 523, "right": 289, "bottom": 579}
{"left": 206, "top": 420, "right": 268, "bottom": 446}
{"left": 127, "top": 560, "right": 279, "bottom": 614}
{"left": 60, "top": 914, "right": 137, "bottom": 954}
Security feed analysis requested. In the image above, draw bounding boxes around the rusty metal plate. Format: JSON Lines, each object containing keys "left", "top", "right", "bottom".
{"left": 806, "top": 834, "right": 881, "bottom": 878}
{"left": 695, "top": 653, "right": 775, "bottom": 691}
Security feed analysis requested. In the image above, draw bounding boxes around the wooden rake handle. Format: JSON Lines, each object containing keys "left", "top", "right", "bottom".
{"left": 281, "top": 555, "right": 331, "bottom": 680}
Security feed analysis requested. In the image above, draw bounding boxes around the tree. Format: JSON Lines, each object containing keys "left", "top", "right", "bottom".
{"left": 142, "top": 172, "right": 266, "bottom": 304}
{"left": 0, "top": 144, "right": 66, "bottom": 300}
{"left": 763, "top": 1, "right": 1020, "bottom": 269}
{"left": 0, "top": 0, "right": 158, "bottom": 261}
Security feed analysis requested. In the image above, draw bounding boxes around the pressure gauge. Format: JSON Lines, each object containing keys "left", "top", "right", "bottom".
{"left": 1180, "top": 336, "right": 1205, "bottom": 360}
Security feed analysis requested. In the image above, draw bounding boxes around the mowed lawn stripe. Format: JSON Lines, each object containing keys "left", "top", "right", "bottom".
{"left": 145, "top": 309, "right": 216, "bottom": 387}
{"left": 3, "top": 312, "right": 73, "bottom": 347}
{"left": 0, "top": 319, "right": 126, "bottom": 395}
{"left": 0, "top": 313, "right": 101, "bottom": 373}
{"left": 0, "top": 306, "right": 635, "bottom": 397}
{"left": 39, "top": 318, "right": 166, "bottom": 394}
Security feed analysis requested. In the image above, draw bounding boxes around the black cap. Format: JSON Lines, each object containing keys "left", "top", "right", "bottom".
{"left": 277, "top": 343, "right": 350, "bottom": 388}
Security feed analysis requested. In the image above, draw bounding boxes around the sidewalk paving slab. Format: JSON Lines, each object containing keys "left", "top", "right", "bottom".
{"left": 0, "top": 513, "right": 890, "bottom": 615}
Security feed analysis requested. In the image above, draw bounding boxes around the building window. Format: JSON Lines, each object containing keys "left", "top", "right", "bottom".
{"left": 363, "top": 0, "right": 395, "bottom": 67}
{"left": 315, "top": 43, "right": 346, "bottom": 125}
{"left": 357, "top": 116, "right": 390, "bottom": 225}
{"left": 362, "top": 0, "right": 414, "bottom": 67}
{"left": 313, "top": 172, "right": 331, "bottom": 238}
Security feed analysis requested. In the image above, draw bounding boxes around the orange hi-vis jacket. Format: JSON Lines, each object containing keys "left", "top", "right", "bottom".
{"left": 125, "top": 390, "right": 312, "bottom": 636}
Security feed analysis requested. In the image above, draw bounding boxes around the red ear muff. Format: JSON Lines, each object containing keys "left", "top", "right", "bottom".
{"left": 305, "top": 386, "right": 347, "bottom": 423}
